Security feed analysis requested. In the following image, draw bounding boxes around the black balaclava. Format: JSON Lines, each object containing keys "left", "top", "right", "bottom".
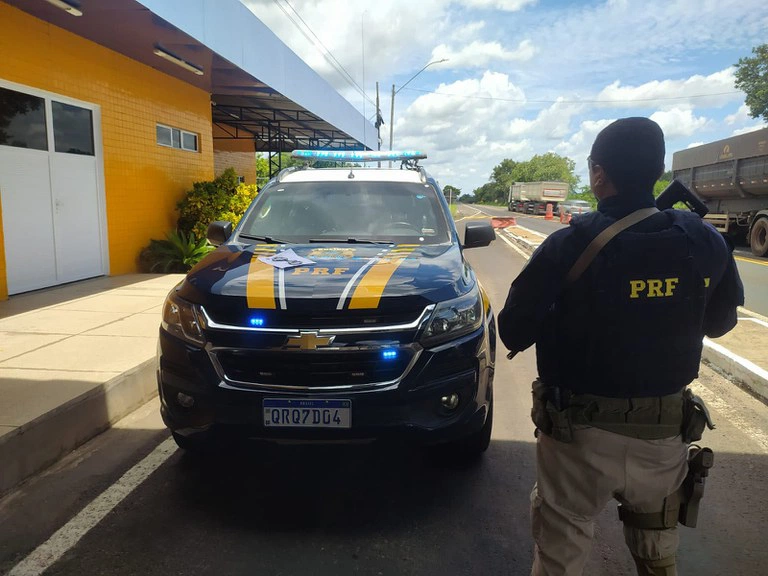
{"left": 590, "top": 117, "right": 665, "bottom": 199}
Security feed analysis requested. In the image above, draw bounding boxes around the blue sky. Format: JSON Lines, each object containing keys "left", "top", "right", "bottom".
{"left": 244, "top": 0, "right": 768, "bottom": 194}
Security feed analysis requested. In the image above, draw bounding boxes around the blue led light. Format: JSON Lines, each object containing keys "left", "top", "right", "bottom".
{"left": 291, "top": 150, "right": 427, "bottom": 163}
{"left": 381, "top": 349, "right": 399, "bottom": 361}
{"left": 249, "top": 317, "right": 265, "bottom": 327}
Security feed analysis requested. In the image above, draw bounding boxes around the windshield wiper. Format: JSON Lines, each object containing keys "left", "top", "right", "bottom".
{"left": 238, "top": 234, "right": 289, "bottom": 244}
{"left": 308, "top": 238, "right": 394, "bottom": 245}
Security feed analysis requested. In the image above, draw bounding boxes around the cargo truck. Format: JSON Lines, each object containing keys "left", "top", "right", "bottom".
{"left": 507, "top": 181, "right": 568, "bottom": 215}
{"left": 672, "top": 128, "right": 768, "bottom": 257}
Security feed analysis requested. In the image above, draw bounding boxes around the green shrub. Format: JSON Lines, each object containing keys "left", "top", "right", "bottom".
{"left": 139, "top": 230, "right": 215, "bottom": 273}
{"left": 176, "top": 168, "right": 259, "bottom": 240}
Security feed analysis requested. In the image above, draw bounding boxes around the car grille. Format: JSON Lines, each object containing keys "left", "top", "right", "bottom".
{"left": 212, "top": 348, "right": 415, "bottom": 389}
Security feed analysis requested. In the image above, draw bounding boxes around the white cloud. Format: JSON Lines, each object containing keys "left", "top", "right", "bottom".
{"left": 431, "top": 39, "right": 536, "bottom": 69}
{"left": 686, "top": 142, "right": 705, "bottom": 149}
{"left": 726, "top": 104, "right": 752, "bottom": 125}
{"left": 596, "top": 68, "right": 740, "bottom": 110}
{"left": 650, "top": 109, "right": 710, "bottom": 139}
{"left": 733, "top": 124, "right": 768, "bottom": 136}
{"left": 457, "top": 0, "right": 538, "bottom": 11}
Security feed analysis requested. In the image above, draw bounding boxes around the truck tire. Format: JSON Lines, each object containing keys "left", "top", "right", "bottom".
{"left": 750, "top": 218, "right": 768, "bottom": 257}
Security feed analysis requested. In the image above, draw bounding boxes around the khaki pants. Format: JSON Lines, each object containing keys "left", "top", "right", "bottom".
{"left": 531, "top": 427, "right": 688, "bottom": 576}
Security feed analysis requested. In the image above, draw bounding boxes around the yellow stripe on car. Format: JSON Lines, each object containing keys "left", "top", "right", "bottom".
{"left": 246, "top": 254, "right": 277, "bottom": 309}
{"left": 348, "top": 247, "right": 416, "bottom": 309}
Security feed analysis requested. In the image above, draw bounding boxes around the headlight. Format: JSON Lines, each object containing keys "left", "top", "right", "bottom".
{"left": 161, "top": 292, "right": 205, "bottom": 346}
{"left": 421, "top": 285, "right": 483, "bottom": 346}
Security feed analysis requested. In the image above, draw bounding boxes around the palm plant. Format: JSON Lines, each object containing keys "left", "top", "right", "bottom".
{"left": 140, "top": 230, "right": 215, "bottom": 273}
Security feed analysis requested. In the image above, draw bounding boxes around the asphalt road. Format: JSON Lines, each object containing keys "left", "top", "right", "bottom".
{"left": 2, "top": 220, "right": 768, "bottom": 575}
{"left": 469, "top": 203, "right": 768, "bottom": 318}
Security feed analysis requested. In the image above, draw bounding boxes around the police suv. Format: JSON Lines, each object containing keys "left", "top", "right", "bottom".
{"left": 158, "top": 150, "right": 497, "bottom": 461}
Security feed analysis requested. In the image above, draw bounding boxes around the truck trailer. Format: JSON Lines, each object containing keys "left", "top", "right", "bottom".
{"left": 507, "top": 181, "right": 568, "bottom": 215}
{"left": 672, "top": 128, "right": 768, "bottom": 257}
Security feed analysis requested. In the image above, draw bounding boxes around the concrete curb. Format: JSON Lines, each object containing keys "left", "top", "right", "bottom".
{"left": 0, "top": 358, "right": 157, "bottom": 495}
{"left": 500, "top": 228, "right": 541, "bottom": 253}
{"left": 702, "top": 340, "right": 768, "bottom": 405}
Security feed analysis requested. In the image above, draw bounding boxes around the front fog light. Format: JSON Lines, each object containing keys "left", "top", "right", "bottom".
{"left": 177, "top": 392, "right": 195, "bottom": 408}
{"left": 441, "top": 393, "right": 460, "bottom": 411}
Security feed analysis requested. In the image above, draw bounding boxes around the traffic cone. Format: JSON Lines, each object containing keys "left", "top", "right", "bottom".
{"left": 559, "top": 211, "right": 566, "bottom": 224}
{"left": 545, "top": 203, "right": 554, "bottom": 220}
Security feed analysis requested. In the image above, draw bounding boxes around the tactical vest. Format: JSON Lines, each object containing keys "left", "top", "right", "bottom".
{"left": 539, "top": 211, "right": 709, "bottom": 398}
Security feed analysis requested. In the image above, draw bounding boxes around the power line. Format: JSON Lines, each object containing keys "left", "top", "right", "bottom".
{"left": 400, "top": 87, "right": 742, "bottom": 105}
{"left": 274, "top": 0, "right": 376, "bottom": 109}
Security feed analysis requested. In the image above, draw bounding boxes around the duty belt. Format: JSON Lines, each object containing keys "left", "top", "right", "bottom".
{"left": 568, "top": 392, "right": 684, "bottom": 439}
{"left": 531, "top": 381, "right": 688, "bottom": 442}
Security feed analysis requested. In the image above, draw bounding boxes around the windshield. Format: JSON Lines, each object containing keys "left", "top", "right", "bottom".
{"left": 237, "top": 180, "right": 451, "bottom": 245}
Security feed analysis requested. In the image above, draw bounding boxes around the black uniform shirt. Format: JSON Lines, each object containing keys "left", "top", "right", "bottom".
{"left": 497, "top": 193, "right": 745, "bottom": 396}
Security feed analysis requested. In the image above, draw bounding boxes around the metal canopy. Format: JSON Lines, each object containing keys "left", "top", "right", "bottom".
{"left": 7, "top": 0, "right": 375, "bottom": 155}
{"left": 212, "top": 97, "right": 365, "bottom": 152}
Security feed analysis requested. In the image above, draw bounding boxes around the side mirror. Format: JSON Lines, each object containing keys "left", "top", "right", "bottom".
{"left": 463, "top": 220, "right": 496, "bottom": 248}
{"left": 207, "top": 221, "right": 233, "bottom": 246}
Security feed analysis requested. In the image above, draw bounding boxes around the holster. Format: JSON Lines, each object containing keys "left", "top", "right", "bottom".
{"left": 531, "top": 380, "right": 573, "bottom": 443}
{"left": 681, "top": 389, "right": 715, "bottom": 443}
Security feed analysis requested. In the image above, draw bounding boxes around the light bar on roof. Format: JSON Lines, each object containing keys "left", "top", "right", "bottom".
{"left": 291, "top": 150, "right": 427, "bottom": 162}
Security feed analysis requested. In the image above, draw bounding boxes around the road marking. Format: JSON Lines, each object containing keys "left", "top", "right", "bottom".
{"left": 8, "top": 437, "right": 178, "bottom": 576}
{"left": 455, "top": 206, "right": 483, "bottom": 222}
{"left": 496, "top": 230, "right": 531, "bottom": 261}
{"left": 734, "top": 255, "right": 768, "bottom": 267}
{"left": 689, "top": 381, "right": 768, "bottom": 455}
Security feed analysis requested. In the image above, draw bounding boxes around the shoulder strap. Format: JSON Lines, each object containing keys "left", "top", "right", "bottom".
{"left": 566, "top": 207, "right": 659, "bottom": 284}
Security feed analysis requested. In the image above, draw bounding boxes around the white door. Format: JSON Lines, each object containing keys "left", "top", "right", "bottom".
{"left": 0, "top": 147, "right": 58, "bottom": 293}
{"left": 0, "top": 83, "right": 106, "bottom": 295}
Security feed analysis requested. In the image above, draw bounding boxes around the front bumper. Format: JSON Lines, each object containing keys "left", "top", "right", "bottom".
{"left": 158, "top": 326, "right": 494, "bottom": 445}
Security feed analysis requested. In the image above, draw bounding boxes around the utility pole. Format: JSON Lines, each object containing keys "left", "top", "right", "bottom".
{"left": 389, "top": 83, "right": 395, "bottom": 168}
{"left": 388, "top": 59, "right": 446, "bottom": 167}
{"left": 376, "top": 81, "right": 381, "bottom": 167}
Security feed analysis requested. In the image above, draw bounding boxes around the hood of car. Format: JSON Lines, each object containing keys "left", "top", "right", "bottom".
{"left": 177, "top": 243, "right": 473, "bottom": 326}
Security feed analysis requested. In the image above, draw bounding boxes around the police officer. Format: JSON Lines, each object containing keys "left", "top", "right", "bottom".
{"left": 497, "top": 117, "right": 744, "bottom": 576}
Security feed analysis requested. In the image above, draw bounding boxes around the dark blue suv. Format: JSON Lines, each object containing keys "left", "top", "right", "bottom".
{"left": 158, "top": 151, "right": 497, "bottom": 462}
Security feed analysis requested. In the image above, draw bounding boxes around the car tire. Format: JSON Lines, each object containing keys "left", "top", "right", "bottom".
{"left": 428, "top": 400, "right": 493, "bottom": 467}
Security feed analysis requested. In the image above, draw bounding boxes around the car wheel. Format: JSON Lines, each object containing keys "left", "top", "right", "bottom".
{"left": 428, "top": 401, "right": 493, "bottom": 467}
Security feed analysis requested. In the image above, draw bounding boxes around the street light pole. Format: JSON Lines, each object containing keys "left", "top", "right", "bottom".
{"left": 388, "top": 58, "right": 447, "bottom": 165}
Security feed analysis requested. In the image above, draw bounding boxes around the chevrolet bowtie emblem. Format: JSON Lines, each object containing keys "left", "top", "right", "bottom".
{"left": 286, "top": 332, "right": 335, "bottom": 350}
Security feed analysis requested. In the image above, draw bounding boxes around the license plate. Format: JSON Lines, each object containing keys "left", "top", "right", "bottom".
{"left": 263, "top": 398, "right": 351, "bottom": 429}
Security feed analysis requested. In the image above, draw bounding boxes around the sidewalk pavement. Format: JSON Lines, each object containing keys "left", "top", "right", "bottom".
{"left": 498, "top": 224, "right": 768, "bottom": 405}
{"left": 0, "top": 274, "right": 183, "bottom": 494}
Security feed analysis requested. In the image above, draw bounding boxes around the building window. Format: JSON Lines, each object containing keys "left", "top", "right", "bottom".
{"left": 156, "top": 124, "right": 198, "bottom": 152}
{"left": 237, "top": 175, "right": 245, "bottom": 184}
{"left": 0, "top": 87, "right": 48, "bottom": 151}
{"left": 52, "top": 101, "right": 94, "bottom": 156}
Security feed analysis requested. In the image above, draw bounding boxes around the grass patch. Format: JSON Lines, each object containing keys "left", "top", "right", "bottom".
{"left": 450, "top": 204, "right": 459, "bottom": 219}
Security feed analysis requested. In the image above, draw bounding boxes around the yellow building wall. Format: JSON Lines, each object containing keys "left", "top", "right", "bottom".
{"left": 214, "top": 150, "right": 257, "bottom": 185}
{"left": 0, "top": 2, "right": 214, "bottom": 298}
